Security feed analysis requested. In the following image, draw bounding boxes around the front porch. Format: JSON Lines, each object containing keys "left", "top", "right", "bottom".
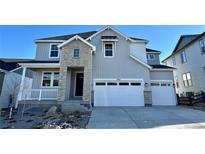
{"left": 16, "top": 64, "right": 91, "bottom": 109}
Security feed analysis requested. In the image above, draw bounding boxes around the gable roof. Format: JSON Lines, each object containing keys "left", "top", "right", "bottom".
{"left": 36, "top": 31, "right": 97, "bottom": 41}
{"left": 35, "top": 26, "right": 148, "bottom": 44}
{"left": 58, "top": 35, "right": 96, "bottom": 51}
{"left": 162, "top": 32, "right": 205, "bottom": 62}
{"left": 86, "top": 26, "right": 148, "bottom": 43}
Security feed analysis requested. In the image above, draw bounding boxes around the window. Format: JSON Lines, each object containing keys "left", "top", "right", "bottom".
{"left": 182, "top": 72, "right": 192, "bottom": 87}
{"left": 180, "top": 51, "right": 187, "bottom": 63}
{"left": 49, "top": 44, "right": 59, "bottom": 58}
{"left": 42, "top": 72, "right": 59, "bottom": 87}
{"left": 104, "top": 43, "right": 114, "bottom": 57}
{"left": 147, "top": 54, "right": 155, "bottom": 60}
{"left": 96, "top": 82, "right": 106, "bottom": 86}
{"left": 199, "top": 39, "right": 205, "bottom": 54}
{"left": 107, "top": 82, "right": 117, "bottom": 86}
{"left": 172, "top": 56, "right": 176, "bottom": 66}
{"left": 131, "top": 82, "right": 141, "bottom": 86}
{"left": 175, "top": 76, "right": 179, "bottom": 88}
{"left": 119, "top": 82, "right": 129, "bottom": 86}
{"left": 73, "top": 48, "right": 80, "bottom": 58}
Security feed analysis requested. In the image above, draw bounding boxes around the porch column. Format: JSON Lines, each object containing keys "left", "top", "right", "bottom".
{"left": 15, "top": 66, "right": 26, "bottom": 108}
{"left": 57, "top": 66, "right": 67, "bottom": 101}
{"left": 83, "top": 66, "right": 91, "bottom": 102}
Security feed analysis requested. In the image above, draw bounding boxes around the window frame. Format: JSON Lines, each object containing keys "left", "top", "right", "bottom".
{"left": 73, "top": 47, "right": 80, "bottom": 58}
{"left": 182, "top": 72, "right": 192, "bottom": 87}
{"left": 180, "top": 51, "right": 187, "bottom": 64}
{"left": 41, "top": 71, "right": 60, "bottom": 88}
{"left": 49, "top": 44, "right": 59, "bottom": 58}
{"left": 103, "top": 42, "right": 115, "bottom": 58}
{"left": 172, "top": 56, "right": 176, "bottom": 66}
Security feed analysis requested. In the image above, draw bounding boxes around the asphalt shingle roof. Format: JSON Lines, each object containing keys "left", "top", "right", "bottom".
{"left": 0, "top": 60, "right": 20, "bottom": 71}
{"left": 37, "top": 31, "right": 97, "bottom": 40}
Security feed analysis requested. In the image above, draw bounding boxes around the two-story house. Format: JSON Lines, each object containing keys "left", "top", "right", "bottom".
{"left": 16, "top": 26, "right": 176, "bottom": 110}
{"left": 163, "top": 32, "right": 205, "bottom": 96}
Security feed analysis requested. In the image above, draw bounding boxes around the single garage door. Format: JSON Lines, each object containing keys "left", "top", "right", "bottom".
{"left": 151, "top": 80, "right": 176, "bottom": 106}
{"left": 94, "top": 79, "right": 144, "bottom": 106}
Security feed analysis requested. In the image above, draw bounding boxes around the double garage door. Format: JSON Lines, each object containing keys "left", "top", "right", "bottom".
{"left": 94, "top": 79, "right": 176, "bottom": 106}
{"left": 94, "top": 79, "right": 144, "bottom": 106}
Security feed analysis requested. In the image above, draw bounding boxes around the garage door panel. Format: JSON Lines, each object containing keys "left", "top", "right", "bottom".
{"left": 94, "top": 80, "right": 144, "bottom": 106}
{"left": 151, "top": 80, "right": 176, "bottom": 106}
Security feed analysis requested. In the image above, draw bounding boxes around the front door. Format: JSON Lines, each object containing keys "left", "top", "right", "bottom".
{"left": 75, "top": 73, "right": 84, "bottom": 97}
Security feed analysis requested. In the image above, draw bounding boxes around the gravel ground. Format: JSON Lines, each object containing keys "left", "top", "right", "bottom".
{"left": 0, "top": 107, "right": 91, "bottom": 129}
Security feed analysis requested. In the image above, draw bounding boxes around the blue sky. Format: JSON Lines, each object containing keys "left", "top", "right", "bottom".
{"left": 0, "top": 25, "right": 205, "bottom": 61}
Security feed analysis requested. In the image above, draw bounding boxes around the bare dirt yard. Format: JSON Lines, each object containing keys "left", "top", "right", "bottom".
{"left": 0, "top": 107, "right": 91, "bottom": 129}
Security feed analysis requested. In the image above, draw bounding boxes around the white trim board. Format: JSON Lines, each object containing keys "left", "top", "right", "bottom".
{"left": 35, "top": 40, "right": 65, "bottom": 43}
{"left": 18, "top": 63, "right": 60, "bottom": 68}
{"left": 58, "top": 35, "right": 96, "bottom": 51}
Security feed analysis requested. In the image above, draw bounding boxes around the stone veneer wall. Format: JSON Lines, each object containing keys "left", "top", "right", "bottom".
{"left": 58, "top": 40, "right": 92, "bottom": 104}
{"left": 144, "top": 91, "right": 152, "bottom": 105}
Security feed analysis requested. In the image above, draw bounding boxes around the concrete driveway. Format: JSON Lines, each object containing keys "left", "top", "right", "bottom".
{"left": 86, "top": 106, "right": 205, "bottom": 128}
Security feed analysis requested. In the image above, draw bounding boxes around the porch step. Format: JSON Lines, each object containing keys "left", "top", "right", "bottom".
{"left": 61, "top": 101, "right": 90, "bottom": 113}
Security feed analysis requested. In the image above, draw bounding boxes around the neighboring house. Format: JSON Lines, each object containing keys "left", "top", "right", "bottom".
{"left": 16, "top": 26, "right": 176, "bottom": 109}
{"left": 0, "top": 59, "right": 32, "bottom": 108}
{"left": 163, "top": 32, "right": 205, "bottom": 96}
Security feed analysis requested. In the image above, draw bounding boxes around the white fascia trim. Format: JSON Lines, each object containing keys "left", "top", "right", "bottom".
{"left": 150, "top": 68, "right": 174, "bottom": 71}
{"left": 86, "top": 26, "right": 148, "bottom": 43}
{"left": 10, "top": 66, "right": 22, "bottom": 72}
{"left": 18, "top": 63, "right": 60, "bottom": 68}
{"left": 0, "top": 68, "right": 7, "bottom": 73}
{"left": 130, "top": 55, "right": 152, "bottom": 69}
{"left": 58, "top": 35, "right": 96, "bottom": 51}
{"left": 146, "top": 52, "right": 161, "bottom": 54}
{"left": 35, "top": 40, "right": 65, "bottom": 43}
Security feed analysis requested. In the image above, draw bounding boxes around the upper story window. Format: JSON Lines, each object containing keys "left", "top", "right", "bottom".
{"left": 146, "top": 54, "right": 155, "bottom": 60}
{"left": 172, "top": 56, "right": 176, "bottom": 66}
{"left": 180, "top": 51, "right": 187, "bottom": 63}
{"left": 73, "top": 48, "right": 80, "bottom": 58}
{"left": 104, "top": 43, "right": 114, "bottom": 57}
{"left": 182, "top": 72, "right": 192, "bottom": 87}
{"left": 49, "top": 44, "right": 59, "bottom": 58}
{"left": 41, "top": 72, "right": 59, "bottom": 87}
{"left": 199, "top": 39, "right": 205, "bottom": 54}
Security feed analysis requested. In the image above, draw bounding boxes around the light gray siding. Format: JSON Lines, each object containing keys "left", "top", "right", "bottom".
{"left": 150, "top": 71, "right": 174, "bottom": 80}
{"left": 90, "top": 29, "right": 150, "bottom": 84}
{"left": 35, "top": 43, "right": 60, "bottom": 61}
{"left": 147, "top": 53, "right": 160, "bottom": 65}
{"left": 164, "top": 35, "right": 205, "bottom": 94}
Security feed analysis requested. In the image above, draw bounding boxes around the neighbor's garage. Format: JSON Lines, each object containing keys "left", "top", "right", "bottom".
{"left": 151, "top": 80, "right": 177, "bottom": 106}
{"left": 94, "top": 79, "right": 144, "bottom": 106}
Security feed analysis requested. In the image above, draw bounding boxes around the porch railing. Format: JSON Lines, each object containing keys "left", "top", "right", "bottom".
{"left": 20, "top": 89, "right": 58, "bottom": 101}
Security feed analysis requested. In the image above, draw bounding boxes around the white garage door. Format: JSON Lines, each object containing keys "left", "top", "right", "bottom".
{"left": 94, "top": 79, "right": 144, "bottom": 106}
{"left": 151, "top": 80, "right": 176, "bottom": 106}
